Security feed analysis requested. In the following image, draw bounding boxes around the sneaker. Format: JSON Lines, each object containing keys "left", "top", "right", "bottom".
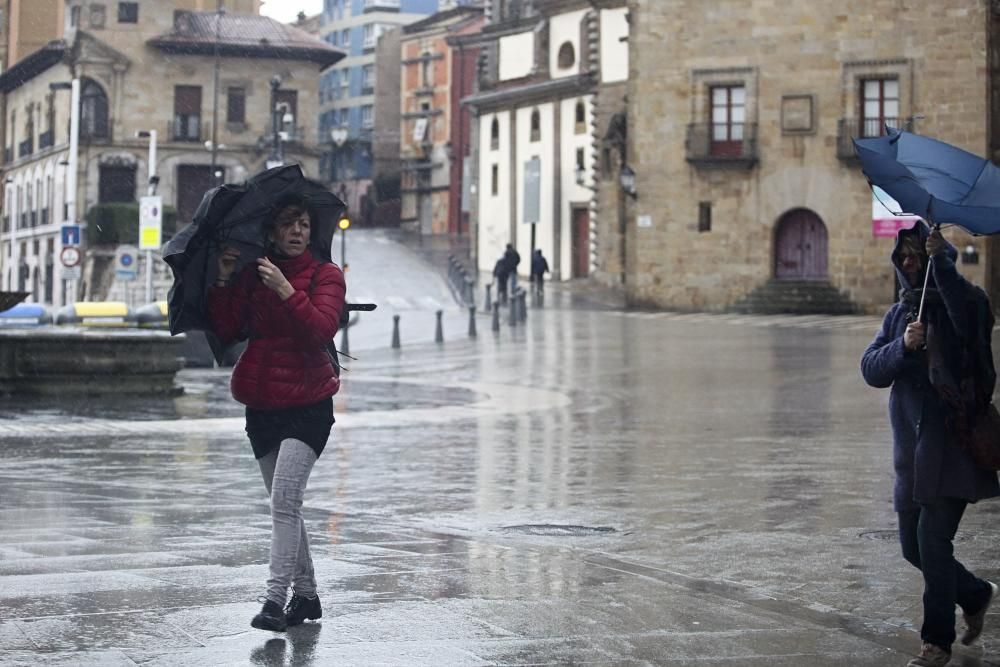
{"left": 906, "top": 643, "right": 951, "bottom": 667}
{"left": 961, "top": 580, "right": 998, "bottom": 645}
{"left": 284, "top": 593, "right": 322, "bottom": 627}
{"left": 251, "top": 599, "right": 288, "bottom": 632}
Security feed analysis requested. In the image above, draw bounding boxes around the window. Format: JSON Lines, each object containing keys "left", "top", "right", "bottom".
{"left": 173, "top": 85, "right": 202, "bottom": 141}
{"left": 575, "top": 101, "right": 586, "bottom": 134}
{"left": 490, "top": 117, "right": 499, "bottom": 150}
{"left": 710, "top": 85, "right": 744, "bottom": 156}
{"left": 226, "top": 87, "right": 245, "bottom": 124}
{"left": 362, "top": 65, "right": 375, "bottom": 93}
{"left": 530, "top": 109, "right": 540, "bottom": 142}
{"left": 698, "top": 202, "right": 712, "bottom": 233}
{"left": 558, "top": 42, "right": 575, "bottom": 70}
{"left": 361, "top": 105, "right": 373, "bottom": 129}
{"left": 340, "top": 69, "right": 349, "bottom": 97}
{"left": 98, "top": 164, "right": 136, "bottom": 203}
{"left": 70, "top": 5, "right": 81, "bottom": 27}
{"left": 117, "top": 2, "right": 138, "bottom": 23}
{"left": 421, "top": 52, "right": 432, "bottom": 88}
{"left": 861, "top": 78, "right": 899, "bottom": 138}
{"left": 491, "top": 164, "right": 499, "bottom": 196}
{"left": 80, "top": 78, "right": 109, "bottom": 140}
{"left": 363, "top": 24, "right": 376, "bottom": 49}
{"left": 342, "top": 29, "right": 350, "bottom": 49}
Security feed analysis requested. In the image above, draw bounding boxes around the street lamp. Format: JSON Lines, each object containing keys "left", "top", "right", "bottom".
{"left": 619, "top": 164, "right": 637, "bottom": 198}
{"left": 338, "top": 215, "right": 350, "bottom": 268}
{"left": 49, "top": 79, "right": 80, "bottom": 305}
{"left": 266, "top": 75, "right": 284, "bottom": 169}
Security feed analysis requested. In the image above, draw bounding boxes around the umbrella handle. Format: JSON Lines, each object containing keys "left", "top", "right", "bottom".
{"left": 916, "top": 223, "right": 941, "bottom": 322}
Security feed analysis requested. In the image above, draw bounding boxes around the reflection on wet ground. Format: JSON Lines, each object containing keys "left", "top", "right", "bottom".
{"left": 2, "top": 306, "right": 1000, "bottom": 665}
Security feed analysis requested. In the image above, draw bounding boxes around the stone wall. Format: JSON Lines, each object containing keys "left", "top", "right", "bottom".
{"left": 625, "top": 0, "right": 990, "bottom": 313}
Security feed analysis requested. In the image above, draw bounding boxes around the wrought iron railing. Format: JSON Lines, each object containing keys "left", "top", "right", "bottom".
{"left": 39, "top": 130, "right": 54, "bottom": 150}
{"left": 685, "top": 122, "right": 758, "bottom": 167}
{"left": 836, "top": 117, "right": 902, "bottom": 160}
{"left": 18, "top": 138, "right": 33, "bottom": 158}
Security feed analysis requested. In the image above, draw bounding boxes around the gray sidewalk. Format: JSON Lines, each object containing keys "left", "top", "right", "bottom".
{"left": 1, "top": 306, "right": 999, "bottom": 666}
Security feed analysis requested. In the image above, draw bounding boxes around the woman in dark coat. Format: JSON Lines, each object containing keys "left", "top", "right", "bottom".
{"left": 209, "top": 199, "right": 346, "bottom": 633}
{"left": 861, "top": 221, "right": 998, "bottom": 667}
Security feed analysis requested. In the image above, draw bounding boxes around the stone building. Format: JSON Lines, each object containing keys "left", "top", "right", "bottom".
{"left": 464, "top": 0, "right": 628, "bottom": 281}
{"left": 398, "top": 4, "right": 484, "bottom": 236}
{"left": 0, "top": 0, "right": 342, "bottom": 307}
{"left": 622, "top": 0, "right": 1000, "bottom": 313}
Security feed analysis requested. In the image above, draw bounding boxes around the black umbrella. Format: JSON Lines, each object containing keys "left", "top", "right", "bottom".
{"left": 163, "top": 164, "right": 346, "bottom": 361}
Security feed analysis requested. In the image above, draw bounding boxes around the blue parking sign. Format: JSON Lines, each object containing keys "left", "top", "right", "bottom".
{"left": 61, "top": 225, "right": 81, "bottom": 246}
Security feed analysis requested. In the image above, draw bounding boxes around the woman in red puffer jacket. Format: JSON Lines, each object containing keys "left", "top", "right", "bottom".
{"left": 208, "top": 198, "right": 345, "bottom": 633}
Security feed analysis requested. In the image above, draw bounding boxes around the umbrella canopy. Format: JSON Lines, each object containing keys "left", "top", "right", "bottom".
{"left": 163, "top": 164, "right": 345, "bottom": 358}
{"left": 853, "top": 128, "right": 1000, "bottom": 235}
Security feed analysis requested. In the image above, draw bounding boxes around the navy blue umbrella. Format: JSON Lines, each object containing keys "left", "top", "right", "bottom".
{"left": 853, "top": 127, "right": 1000, "bottom": 235}
{"left": 854, "top": 128, "right": 1000, "bottom": 319}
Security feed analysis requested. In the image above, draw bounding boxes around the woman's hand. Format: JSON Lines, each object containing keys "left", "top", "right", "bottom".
{"left": 904, "top": 321, "right": 925, "bottom": 351}
{"left": 257, "top": 257, "right": 295, "bottom": 300}
{"left": 217, "top": 246, "right": 240, "bottom": 283}
{"left": 926, "top": 230, "right": 946, "bottom": 257}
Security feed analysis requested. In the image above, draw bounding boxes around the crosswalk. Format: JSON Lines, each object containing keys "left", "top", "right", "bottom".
{"left": 611, "top": 310, "right": 884, "bottom": 332}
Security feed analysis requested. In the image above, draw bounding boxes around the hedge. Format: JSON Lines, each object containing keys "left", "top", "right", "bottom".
{"left": 85, "top": 202, "right": 178, "bottom": 246}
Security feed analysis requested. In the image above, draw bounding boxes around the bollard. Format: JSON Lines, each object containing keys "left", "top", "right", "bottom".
{"left": 484, "top": 283, "right": 492, "bottom": 311}
{"left": 392, "top": 314, "right": 401, "bottom": 349}
{"left": 468, "top": 305, "right": 477, "bottom": 338}
{"left": 464, "top": 277, "right": 475, "bottom": 306}
{"left": 435, "top": 309, "right": 444, "bottom": 344}
{"left": 492, "top": 301, "right": 500, "bottom": 332}
{"left": 509, "top": 293, "right": 517, "bottom": 327}
{"left": 340, "top": 322, "right": 349, "bottom": 356}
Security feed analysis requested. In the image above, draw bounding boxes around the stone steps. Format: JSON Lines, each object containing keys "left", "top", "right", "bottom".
{"left": 729, "top": 279, "right": 858, "bottom": 315}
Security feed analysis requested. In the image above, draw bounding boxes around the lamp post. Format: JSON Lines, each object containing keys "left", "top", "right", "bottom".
{"left": 49, "top": 79, "right": 80, "bottom": 305}
{"left": 266, "top": 75, "right": 284, "bottom": 169}
{"left": 136, "top": 130, "right": 158, "bottom": 303}
{"left": 338, "top": 215, "right": 350, "bottom": 268}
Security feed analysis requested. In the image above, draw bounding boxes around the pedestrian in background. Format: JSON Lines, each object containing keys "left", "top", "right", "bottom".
{"left": 209, "top": 196, "right": 346, "bottom": 633}
{"left": 504, "top": 243, "right": 521, "bottom": 296}
{"left": 493, "top": 255, "right": 510, "bottom": 304}
{"left": 530, "top": 249, "right": 549, "bottom": 296}
{"left": 861, "top": 221, "right": 998, "bottom": 667}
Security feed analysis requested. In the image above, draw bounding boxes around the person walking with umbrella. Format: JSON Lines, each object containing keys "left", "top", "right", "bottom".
{"left": 861, "top": 221, "right": 998, "bottom": 667}
{"left": 209, "top": 194, "right": 346, "bottom": 632}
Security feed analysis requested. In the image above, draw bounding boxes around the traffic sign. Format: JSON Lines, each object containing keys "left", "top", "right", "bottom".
{"left": 139, "top": 196, "right": 162, "bottom": 250}
{"left": 115, "top": 244, "right": 138, "bottom": 282}
{"left": 60, "top": 246, "right": 81, "bottom": 268}
{"left": 61, "top": 225, "right": 81, "bottom": 246}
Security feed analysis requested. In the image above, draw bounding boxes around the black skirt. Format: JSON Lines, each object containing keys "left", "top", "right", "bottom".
{"left": 245, "top": 397, "right": 335, "bottom": 459}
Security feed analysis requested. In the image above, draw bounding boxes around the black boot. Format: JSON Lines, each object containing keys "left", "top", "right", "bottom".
{"left": 251, "top": 599, "right": 288, "bottom": 632}
{"left": 285, "top": 593, "right": 322, "bottom": 627}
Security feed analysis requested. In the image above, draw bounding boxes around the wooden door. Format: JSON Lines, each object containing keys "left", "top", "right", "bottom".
{"left": 572, "top": 207, "right": 590, "bottom": 278}
{"left": 774, "top": 209, "right": 828, "bottom": 280}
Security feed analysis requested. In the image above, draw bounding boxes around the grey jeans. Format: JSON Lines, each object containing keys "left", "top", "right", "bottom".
{"left": 257, "top": 438, "right": 318, "bottom": 606}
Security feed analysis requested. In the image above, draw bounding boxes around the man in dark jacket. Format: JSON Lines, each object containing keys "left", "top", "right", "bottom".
{"left": 493, "top": 255, "right": 510, "bottom": 304}
{"left": 861, "top": 221, "right": 999, "bottom": 667}
{"left": 504, "top": 243, "right": 521, "bottom": 296}
{"left": 531, "top": 249, "right": 550, "bottom": 296}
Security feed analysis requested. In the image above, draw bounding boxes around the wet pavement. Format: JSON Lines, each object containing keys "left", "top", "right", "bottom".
{"left": 3, "top": 294, "right": 1000, "bottom": 666}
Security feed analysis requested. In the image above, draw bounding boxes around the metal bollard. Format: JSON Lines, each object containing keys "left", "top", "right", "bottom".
{"left": 509, "top": 293, "right": 517, "bottom": 327}
{"left": 492, "top": 301, "right": 500, "bottom": 332}
{"left": 484, "top": 283, "right": 492, "bottom": 311}
{"left": 468, "top": 305, "right": 477, "bottom": 338}
{"left": 435, "top": 309, "right": 444, "bottom": 344}
{"left": 392, "top": 314, "right": 401, "bottom": 349}
{"left": 464, "top": 277, "right": 475, "bottom": 306}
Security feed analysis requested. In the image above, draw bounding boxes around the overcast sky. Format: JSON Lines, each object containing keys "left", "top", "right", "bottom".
{"left": 259, "top": 0, "right": 323, "bottom": 23}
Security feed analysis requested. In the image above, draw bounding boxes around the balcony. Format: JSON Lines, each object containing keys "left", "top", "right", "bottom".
{"left": 363, "top": 0, "right": 400, "bottom": 11}
{"left": 41, "top": 208, "right": 50, "bottom": 226}
{"left": 18, "top": 138, "right": 33, "bottom": 158}
{"left": 171, "top": 115, "right": 203, "bottom": 142}
{"left": 685, "top": 122, "right": 758, "bottom": 169}
{"left": 837, "top": 117, "right": 901, "bottom": 162}
{"left": 39, "top": 130, "right": 54, "bottom": 150}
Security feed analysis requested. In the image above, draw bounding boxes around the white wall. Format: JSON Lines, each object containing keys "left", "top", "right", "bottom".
{"left": 514, "top": 103, "right": 554, "bottom": 279}
{"left": 600, "top": 8, "right": 629, "bottom": 84}
{"left": 549, "top": 9, "right": 588, "bottom": 80}
{"left": 498, "top": 32, "right": 535, "bottom": 81}
{"left": 560, "top": 96, "right": 595, "bottom": 279}
{"left": 477, "top": 111, "right": 512, "bottom": 274}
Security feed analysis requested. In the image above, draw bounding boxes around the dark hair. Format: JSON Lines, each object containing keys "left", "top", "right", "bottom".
{"left": 266, "top": 193, "right": 317, "bottom": 234}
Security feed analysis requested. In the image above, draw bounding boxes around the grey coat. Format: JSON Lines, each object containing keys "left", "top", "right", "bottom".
{"left": 860, "top": 222, "right": 999, "bottom": 511}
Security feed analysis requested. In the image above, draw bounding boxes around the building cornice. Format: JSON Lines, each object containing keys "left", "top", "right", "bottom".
{"left": 462, "top": 73, "right": 595, "bottom": 111}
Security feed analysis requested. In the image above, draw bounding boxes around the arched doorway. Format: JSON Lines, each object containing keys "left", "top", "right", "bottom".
{"left": 774, "top": 208, "right": 828, "bottom": 280}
